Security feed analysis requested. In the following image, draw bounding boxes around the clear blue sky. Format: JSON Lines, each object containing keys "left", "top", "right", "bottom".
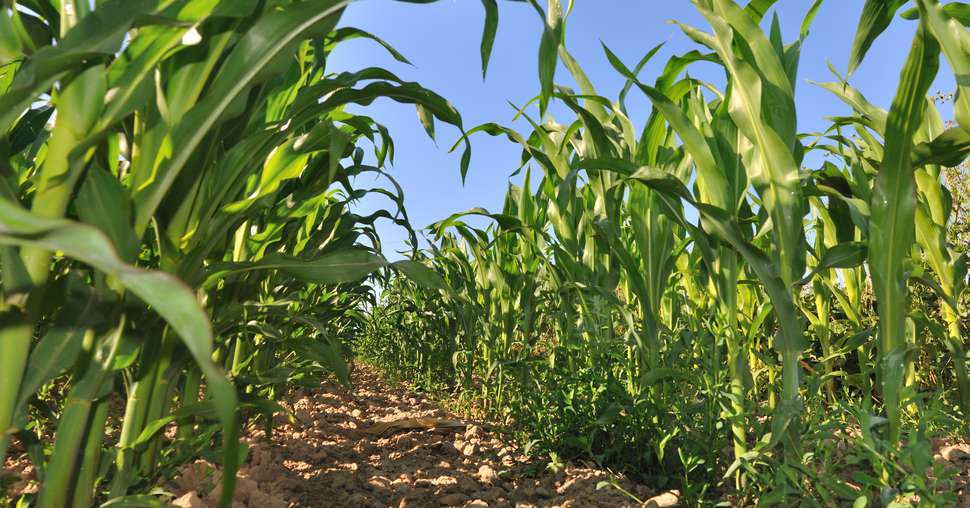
{"left": 328, "top": 1, "right": 956, "bottom": 260}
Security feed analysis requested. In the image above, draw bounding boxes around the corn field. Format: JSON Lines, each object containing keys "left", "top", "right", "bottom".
{"left": 0, "top": 0, "right": 968, "bottom": 506}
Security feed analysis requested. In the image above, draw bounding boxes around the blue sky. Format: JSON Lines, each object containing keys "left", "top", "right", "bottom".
{"left": 327, "top": 1, "right": 956, "bottom": 259}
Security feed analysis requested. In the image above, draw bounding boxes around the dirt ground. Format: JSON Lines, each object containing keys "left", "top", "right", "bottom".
{"left": 167, "top": 365, "right": 672, "bottom": 507}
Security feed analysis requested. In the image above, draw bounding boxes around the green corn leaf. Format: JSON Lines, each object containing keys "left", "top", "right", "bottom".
{"left": 744, "top": 0, "right": 778, "bottom": 22}
{"left": 0, "top": 0, "right": 164, "bottom": 134}
{"left": 526, "top": 0, "right": 562, "bottom": 116}
{"left": 328, "top": 27, "right": 412, "bottom": 65}
{"left": 912, "top": 126, "right": 970, "bottom": 167}
{"left": 131, "top": 400, "right": 218, "bottom": 450}
{"left": 868, "top": 17, "right": 940, "bottom": 442}
{"left": 480, "top": 0, "right": 499, "bottom": 78}
{"left": 14, "top": 321, "right": 91, "bottom": 418}
{"left": 432, "top": 207, "right": 525, "bottom": 234}
{"left": 601, "top": 40, "right": 665, "bottom": 112}
{"left": 8, "top": 105, "right": 52, "bottom": 155}
{"left": 293, "top": 80, "right": 472, "bottom": 180}
{"left": 799, "top": 0, "right": 825, "bottom": 40}
{"left": 900, "top": 2, "right": 970, "bottom": 27}
{"left": 0, "top": 198, "right": 240, "bottom": 508}
{"left": 626, "top": 166, "right": 695, "bottom": 202}
{"left": 100, "top": 495, "right": 172, "bottom": 508}
{"left": 694, "top": 203, "right": 805, "bottom": 352}
{"left": 813, "top": 80, "right": 888, "bottom": 133}
{"left": 392, "top": 260, "right": 451, "bottom": 292}
{"left": 634, "top": 82, "right": 731, "bottom": 208}
{"left": 916, "top": 0, "right": 970, "bottom": 133}
{"left": 696, "top": 1, "right": 806, "bottom": 292}
{"left": 290, "top": 338, "right": 351, "bottom": 387}
{"left": 97, "top": 25, "right": 190, "bottom": 131}
{"left": 76, "top": 166, "right": 139, "bottom": 263}
{"left": 155, "top": 0, "right": 260, "bottom": 21}
{"left": 909, "top": 264, "right": 959, "bottom": 311}
{"left": 204, "top": 249, "right": 388, "bottom": 288}
{"left": 622, "top": 168, "right": 800, "bottom": 349}
{"left": 133, "top": 0, "right": 349, "bottom": 234}
{"left": 848, "top": 0, "right": 907, "bottom": 75}
{"left": 797, "top": 241, "right": 868, "bottom": 286}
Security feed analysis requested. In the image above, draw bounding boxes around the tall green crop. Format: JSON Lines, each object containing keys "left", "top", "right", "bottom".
{"left": 0, "top": 1, "right": 492, "bottom": 506}
{"left": 361, "top": 0, "right": 970, "bottom": 504}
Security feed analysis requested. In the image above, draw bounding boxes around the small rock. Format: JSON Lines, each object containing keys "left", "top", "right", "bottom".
{"left": 351, "top": 409, "right": 363, "bottom": 418}
{"left": 396, "top": 435, "right": 414, "bottom": 449}
{"left": 462, "top": 442, "right": 476, "bottom": 456}
{"left": 368, "top": 476, "right": 392, "bottom": 490}
{"left": 171, "top": 492, "right": 206, "bottom": 508}
{"left": 645, "top": 490, "right": 680, "bottom": 508}
{"left": 467, "top": 501, "right": 489, "bottom": 508}
{"left": 291, "top": 431, "right": 301, "bottom": 440}
{"left": 477, "top": 465, "right": 498, "bottom": 485}
{"left": 438, "top": 493, "right": 468, "bottom": 506}
{"left": 464, "top": 425, "right": 482, "bottom": 440}
{"left": 941, "top": 444, "right": 970, "bottom": 462}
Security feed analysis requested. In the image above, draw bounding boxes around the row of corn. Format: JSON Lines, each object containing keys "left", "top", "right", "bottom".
{"left": 360, "top": 0, "right": 970, "bottom": 504}
{"left": 0, "top": 0, "right": 481, "bottom": 506}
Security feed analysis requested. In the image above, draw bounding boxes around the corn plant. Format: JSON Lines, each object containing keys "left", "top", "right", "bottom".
{"left": 361, "top": 0, "right": 970, "bottom": 503}
{"left": 0, "top": 0, "right": 497, "bottom": 505}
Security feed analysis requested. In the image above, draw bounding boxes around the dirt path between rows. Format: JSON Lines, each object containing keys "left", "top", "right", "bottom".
{"left": 169, "top": 365, "right": 674, "bottom": 508}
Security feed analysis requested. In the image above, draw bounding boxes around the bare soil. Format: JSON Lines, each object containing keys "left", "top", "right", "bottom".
{"left": 167, "top": 364, "right": 670, "bottom": 507}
